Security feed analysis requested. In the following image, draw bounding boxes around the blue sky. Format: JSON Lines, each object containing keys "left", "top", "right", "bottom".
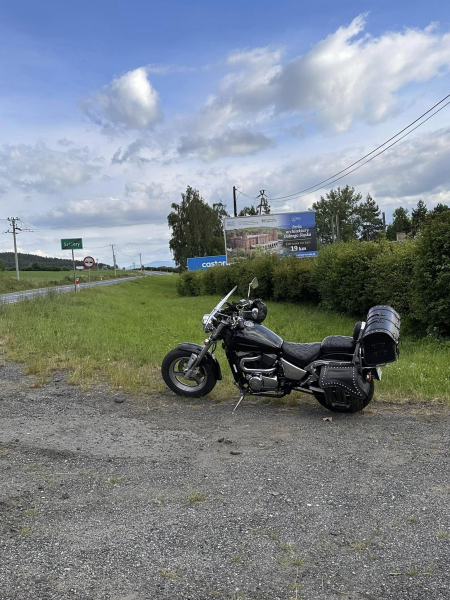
{"left": 1, "top": 1, "right": 450, "bottom": 266}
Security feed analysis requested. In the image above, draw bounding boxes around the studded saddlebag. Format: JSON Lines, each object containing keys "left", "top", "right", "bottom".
{"left": 319, "top": 364, "right": 370, "bottom": 399}
{"left": 362, "top": 305, "right": 401, "bottom": 366}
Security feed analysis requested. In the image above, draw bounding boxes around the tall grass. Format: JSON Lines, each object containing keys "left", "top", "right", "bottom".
{"left": 0, "top": 276, "right": 448, "bottom": 403}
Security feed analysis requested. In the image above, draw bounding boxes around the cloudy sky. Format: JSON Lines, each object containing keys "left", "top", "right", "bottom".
{"left": 1, "top": 0, "right": 450, "bottom": 267}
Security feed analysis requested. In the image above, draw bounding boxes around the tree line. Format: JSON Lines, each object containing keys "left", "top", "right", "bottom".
{"left": 168, "top": 185, "right": 449, "bottom": 269}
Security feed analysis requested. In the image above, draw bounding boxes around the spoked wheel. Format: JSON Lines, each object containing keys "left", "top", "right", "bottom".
{"left": 313, "top": 381, "right": 374, "bottom": 413}
{"left": 161, "top": 348, "right": 217, "bottom": 397}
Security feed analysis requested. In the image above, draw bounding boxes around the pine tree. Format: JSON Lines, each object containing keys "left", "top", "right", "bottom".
{"left": 386, "top": 207, "right": 412, "bottom": 241}
{"left": 359, "top": 194, "right": 384, "bottom": 241}
{"left": 411, "top": 199, "right": 428, "bottom": 236}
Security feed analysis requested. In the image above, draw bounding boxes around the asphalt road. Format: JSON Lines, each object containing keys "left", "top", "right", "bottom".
{"left": 0, "top": 276, "right": 142, "bottom": 305}
{"left": 0, "top": 361, "right": 449, "bottom": 600}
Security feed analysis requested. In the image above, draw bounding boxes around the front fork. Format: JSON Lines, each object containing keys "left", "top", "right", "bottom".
{"left": 184, "top": 323, "right": 225, "bottom": 379}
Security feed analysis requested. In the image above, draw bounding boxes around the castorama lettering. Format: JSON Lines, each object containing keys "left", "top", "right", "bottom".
{"left": 187, "top": 255, "right": 228, "bottom": 271}
{"left": 202, "top": 260, "right": 227, "bottom": 268}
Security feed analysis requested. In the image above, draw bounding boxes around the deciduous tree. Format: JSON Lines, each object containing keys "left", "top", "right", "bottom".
{"left": 168, "top": 186, "right": 228, "bottom": 270}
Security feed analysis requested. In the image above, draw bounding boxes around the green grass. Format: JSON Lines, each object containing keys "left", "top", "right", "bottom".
{"left": 0, "top": 270, "right": 135, "bottom": 294}
{"left": 0, "top": 275, "right": 448, "bottom": 402}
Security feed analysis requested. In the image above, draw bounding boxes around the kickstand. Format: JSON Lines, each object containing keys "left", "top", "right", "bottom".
{"left": 232, "top": 391, "right": 245, "bottom": 414}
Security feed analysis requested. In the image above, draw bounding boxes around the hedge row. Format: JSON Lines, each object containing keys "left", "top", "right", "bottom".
{"left": 177, "top": 212, "right": 450, "bottom": 337}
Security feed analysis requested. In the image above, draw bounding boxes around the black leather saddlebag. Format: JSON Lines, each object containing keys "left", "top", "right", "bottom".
{"left": 319, "top": 364, "right": 370, "bottom": 399}
{"left": 362, "top": 305, "right": 400, "bottom": 366}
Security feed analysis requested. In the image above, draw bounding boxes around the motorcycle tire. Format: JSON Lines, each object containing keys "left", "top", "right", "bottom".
{"left": 313, "top": 381, "right": 374, "bottom": 413}
{"left": 161, "top": 348, "right": 217, "bottom": 397}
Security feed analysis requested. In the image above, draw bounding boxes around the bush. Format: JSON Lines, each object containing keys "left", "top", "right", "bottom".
{"left": 413, "top": 211, "right": 450, "bottom": 336}
{"left": 368, "top": 240, "right": 416, "bottom": 320}
{"left": 314, "top": 241, "right": 384, "bottom": 315}
{"left": 176, "top": 271, "right": 202, "bottom": 296}
{"left": 176, "top": 234, "right": 449, "bottom": 338}
{"left": 272, "top": 255, "right": 319, "bottom": 303}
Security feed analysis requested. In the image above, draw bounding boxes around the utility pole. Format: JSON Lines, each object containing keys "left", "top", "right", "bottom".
{"left": 111, "top": 244, "right": 117, "bottom": 277}
{"left": 382, "top": 212, "right": 386, "bottom": 233}
{"left": 6, "top": 217, "right": 22, "bottom": 281}
{"left": 233, "top": 186, "right": 238, "bottom": 217}
{"left": 331, "top": 215, "right": 335, "bottom": 243}
{"left": 335, "top": 214, "right": 340, "bottom": 242}
{"left": 257, "top": 190, "right": 268, "bottom": 215}
{"left": 96, "top": 258, "right": 99, "bottom": 270}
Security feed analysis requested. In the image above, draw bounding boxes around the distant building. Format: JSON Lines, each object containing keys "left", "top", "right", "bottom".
{"left": 229, "top": 229, "right": 278, "bottom": 251}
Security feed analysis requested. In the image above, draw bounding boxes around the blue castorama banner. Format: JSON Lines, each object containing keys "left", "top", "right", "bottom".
{"left": 187, "top": 255, "right": 228, "bottom": 271}
{"left": 223, "top": 211, "right": 318, "bottom": 263}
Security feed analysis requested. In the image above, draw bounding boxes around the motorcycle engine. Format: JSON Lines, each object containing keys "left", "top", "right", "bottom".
{"left": 239, "top": 353, "right": 279, "bottom": 392}
{"left": 247, "top": 374, "right": 279, "bottom": 392}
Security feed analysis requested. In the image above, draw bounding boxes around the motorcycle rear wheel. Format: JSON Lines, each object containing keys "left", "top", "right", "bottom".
{"left": 161, "top": 348, "right": 217, "bottom": 397}
{"left": 313, "top": 381, "right": 374, "bottom": 413}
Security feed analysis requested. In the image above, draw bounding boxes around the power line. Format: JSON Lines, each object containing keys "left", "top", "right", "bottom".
{"left": 236, "top": 93, "right": 450, "bottom": 203}
{"left": 268, "top": 99, "right": 450, "bottom": 203}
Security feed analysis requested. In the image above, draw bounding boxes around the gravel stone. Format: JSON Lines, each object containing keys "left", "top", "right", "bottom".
{"left": 0, "top": 361, "right": 449, "bottom": 599}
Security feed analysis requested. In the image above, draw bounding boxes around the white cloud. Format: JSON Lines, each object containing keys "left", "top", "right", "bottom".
{"left": 81, "top": 67, "right": 163, "bottom": 132}
{"left": 32, "top": 188, "right": 169, "bottom": 229}
{"left": 0, "top": 143, "right": 102, "bottom": 194}
{"left": 124, "top": 181, "right": 164, "bottom": 198}
{"left": 111, "top": 140, "right": 150, "bottom": 166}
{"left": 178, "top": 128, "right": 276, "bottom": 162}
{"left": 277, "top": 16, "right": 450, "bottom": 130}
{"left": 189, "top": 16, "right": 450, "bottom": 143}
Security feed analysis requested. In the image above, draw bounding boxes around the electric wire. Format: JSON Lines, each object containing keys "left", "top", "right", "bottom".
{"left": 268, "top": 100, "right": 450, "bottom": 203}
{"left": 236, "top": 93, "right": 450, "bottom": 203}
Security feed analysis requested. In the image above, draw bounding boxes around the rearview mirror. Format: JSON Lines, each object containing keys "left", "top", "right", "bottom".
{"left": 248, "top": 277, "right": 259, "bottom": 298}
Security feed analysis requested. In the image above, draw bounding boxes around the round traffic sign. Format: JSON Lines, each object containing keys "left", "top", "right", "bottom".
{"left": 83, "top": 256, "right": 95, "bottom": 269}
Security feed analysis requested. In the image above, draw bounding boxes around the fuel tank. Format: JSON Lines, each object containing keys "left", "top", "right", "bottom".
{"left": 231, "top": 322, "right": 283, "bottom": 352}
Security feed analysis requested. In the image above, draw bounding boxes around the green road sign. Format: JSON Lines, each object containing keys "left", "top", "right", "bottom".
{"left": 61, "top": 238, "right": 83, "bottom": 250}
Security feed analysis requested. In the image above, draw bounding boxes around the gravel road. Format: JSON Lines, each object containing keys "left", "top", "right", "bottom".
{"left": 0, "top": 362, "right": 449, "bottom": 600}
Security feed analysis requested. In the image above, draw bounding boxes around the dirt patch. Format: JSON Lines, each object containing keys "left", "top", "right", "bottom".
{"left": 0, "top": 362, "right": 449, "bottom": 599}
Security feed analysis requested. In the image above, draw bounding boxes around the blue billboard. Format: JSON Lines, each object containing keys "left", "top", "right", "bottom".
{"left": 187, "top": 255, "right": 228, "bottom": 271}
{"left": 223, "top": 212, "right": 317, "bottom": 263}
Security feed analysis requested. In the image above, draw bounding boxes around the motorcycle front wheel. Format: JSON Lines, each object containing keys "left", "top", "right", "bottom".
{"left": 161, "top": 348, "right": 217, "bottom": 397}
{"left": 313, "top": 381, "right": 374, "bottom": 413}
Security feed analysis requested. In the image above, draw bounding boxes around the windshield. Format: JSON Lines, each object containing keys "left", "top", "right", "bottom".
{"left": 212, "top": 285, "right": 237, "bottom": 312}
{"left": 204, "top": 285, "right": 237, "bottom": 331}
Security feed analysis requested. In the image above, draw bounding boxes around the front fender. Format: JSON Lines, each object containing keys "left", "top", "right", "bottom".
{"left": 177, "top": 343, "right": 222, "bottom": 381}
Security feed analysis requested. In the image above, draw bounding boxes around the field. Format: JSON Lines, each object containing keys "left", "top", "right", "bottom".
{"left": 0, "top": 269, "right": 134, "bottom": 294}
{"left": 0, "top": 274, "right": 449, "bottom": 403}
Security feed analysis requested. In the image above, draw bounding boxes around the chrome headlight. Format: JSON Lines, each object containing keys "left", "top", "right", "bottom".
{"left": 202, "top": 314, "right": 211, "bottom": 332}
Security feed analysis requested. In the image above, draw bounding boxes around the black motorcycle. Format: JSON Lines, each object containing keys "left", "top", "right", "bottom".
{"left": 161, "top": 278, "right": 400, "bottom": 413}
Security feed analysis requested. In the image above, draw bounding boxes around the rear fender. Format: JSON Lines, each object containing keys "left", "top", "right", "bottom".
{"left": 177, "top": 343, "right": 222, "bottom": 381}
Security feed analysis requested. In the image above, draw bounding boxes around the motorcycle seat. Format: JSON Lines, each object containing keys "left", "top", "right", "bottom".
{"left": 321, "top": 335, "right": 356, "bottom": 354}
{"left": 282, "top": 342, "right": 322, "bottom": 367}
